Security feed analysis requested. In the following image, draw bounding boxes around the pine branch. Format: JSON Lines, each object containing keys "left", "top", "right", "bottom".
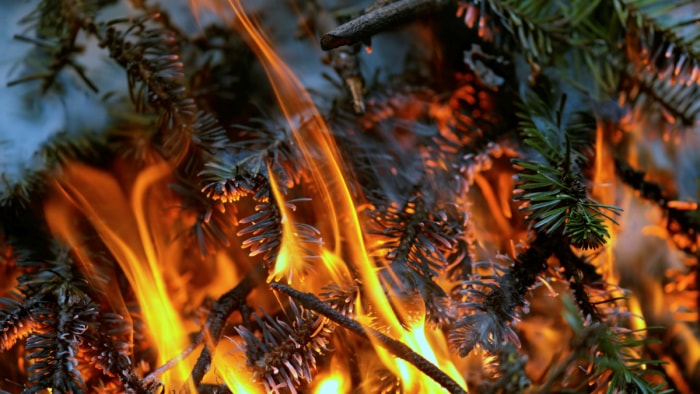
{"left": 270, "top": 282, "right": 468, "bottom": 394}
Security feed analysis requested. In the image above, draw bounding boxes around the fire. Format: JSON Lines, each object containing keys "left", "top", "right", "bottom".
{"left": 312, "top": 356, "right": 350, "bottom": 394}
{"left": 223, "top": 0, "right": 467, "bottom": 391}
{"left": 214, "top": 338, "right": 264, "bottom": 394}
{"left": 47, "top": 162, "right": 195, "bottom": 389}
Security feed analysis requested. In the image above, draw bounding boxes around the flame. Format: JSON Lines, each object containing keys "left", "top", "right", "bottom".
{"left": 224, "top": 0, "right": 467, "bottom": 391}
{"left": 592, "top": 123, "right": 618, "bottom": 281}
{"left": 225, "top": 0, "right": 399, "bottom": 328}
{"left": 312, "top": 356, "right": 350, "bottom": 394}
{"left": 48, "top": 161, "right": 194, "bottom": 389}
{"left": 213, "top": 338, "right": 264, "bottom": 394}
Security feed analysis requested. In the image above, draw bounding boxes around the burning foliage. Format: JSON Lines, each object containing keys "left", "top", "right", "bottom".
{"left": 1, "top": 0, "right": 699, "bottom": 393}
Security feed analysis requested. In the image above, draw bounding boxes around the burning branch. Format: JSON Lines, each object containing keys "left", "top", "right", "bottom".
{"left": 270, "top": 282, "right": 468, "bottom": 394}
{"left": 1, "top": 0, "right": 699, "bottom": 392}
{"left": 191, "top": 263, "right": 265, "bottom": 385}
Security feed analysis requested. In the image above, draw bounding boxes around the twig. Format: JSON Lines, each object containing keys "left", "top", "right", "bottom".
{"left": 191, "top": 263, "right": 265, "bottom": 385}
{"left": 307, "top": 0, "right": 366, "bottom": 113}
{"left": 142, "top": 342, "right": 198, "bottom": 384}
{"left": 553, "top": 243, "right": 602, "bottom": 321}
{"left": 320, "top": 0, "right": 451, "bottom": 50}
{"left": 270, "top": 282, "right": 467, "bottom": 394}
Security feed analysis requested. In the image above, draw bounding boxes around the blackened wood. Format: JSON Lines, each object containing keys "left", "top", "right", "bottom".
{"left": 320, "top": 0, "right": 451, "bottom": 50}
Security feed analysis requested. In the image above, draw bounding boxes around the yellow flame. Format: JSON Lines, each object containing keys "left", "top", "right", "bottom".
{"left": 53, "top": 162, "right": 193, "bottom": 389}
{"left": 225, "top": 1, "right": 467, "bottom": 391}
{"left": 225, "top": 0, "right": 398, "bottom": 324}
{"left": 214, "top": 340, "right": 265, "bottom": 394}
{"left": 313, "top": 369, "right": 349, "bottom": 394}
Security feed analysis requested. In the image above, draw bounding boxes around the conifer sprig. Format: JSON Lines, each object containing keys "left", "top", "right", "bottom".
{"left": 513, "top": 90, "right": 621, "bottom": 249}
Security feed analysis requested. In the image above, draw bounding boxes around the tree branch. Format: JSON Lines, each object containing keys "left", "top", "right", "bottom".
{"left": 269, "top": 282, "right": 467, "bottom": 394}
{"left": 190, "top": 263, "right": 265, "bottom": 385}
{"left": 320, "top": 0, "right": 451, "bottom": 50}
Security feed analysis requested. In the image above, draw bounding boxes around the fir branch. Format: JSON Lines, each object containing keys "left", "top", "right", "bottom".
{"left": 270, "top": 282, "right": 468, "bottom": 394}
{"left": 235, "top": 300, "right": 334, "bottom": 394}
{"left": 95, "top": 15, "right": 197, "bottom": 157}
{"left": 450, "top": 234, "right": 555, "bottom": 356}
{"left": 621, "top": 67, "right": 700, "bottom": 127}
{"left": 169, "top": 177, "right": 234, "bottom": 258}
{"left": 25, "top": 299, "right": 95, "bottom": 394}
{"left": 513, "top": 90, "right": 620, "bottom": 249}
{"left": 18, "top": 250, "right": 97, "bottom": 393}
{"left": 200, "top": 155, "right": 321, "bottom": 278}
{"left": 319, "top": 283, "right": 358, "bottom": 317}
{"left": 617, "top": 0, "right": 700, "bottom": 87}
{"left": 615, "top": 0, "right": 700, "bottom": 126}
{"left": 478, "top": 343, "right": 530, "bottom": 394}
{"left": 457, "top": 0, "right": 564, "bottom": 63}
{"left": 450, "top": 260, "right": 521, "bottom": 356}
{"left": 0, "top": 296, "right": 39, "bottom": 352}
{"left": 191, "top": 263, "right": 265, "bottom": 386}
{"left": 81, "top": 313, "right": 146, "bottom": 393}
{"left": 0, "top": 242, "right": 148, "bottom": 392}
{"left": 199, "top": 116, "right": 302, "bottom": 203}
{"left": 0, "top": 170, "right": 44, "bottom": 208}
{"left": 552, "top": 242, "right": 602, "bottom": 320}
{"left": 8, "top": 0, "right": 109, "bottom": 92}
{"left": 367, "top": 191, "right": 464, "bottom": 324}
{"left": 561, "top": 297, "right": 671, "bottom": 394}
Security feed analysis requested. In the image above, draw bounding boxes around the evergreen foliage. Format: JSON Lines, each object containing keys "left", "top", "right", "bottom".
{"left": 1, "top": 0, "right": 699, "bottom": 393}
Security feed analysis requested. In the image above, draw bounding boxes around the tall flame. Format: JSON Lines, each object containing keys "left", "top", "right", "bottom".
{"left": 225, "top": 1, "right": 467, "bottom": 391}
{"left": 49, "top": 162, "right": 194, "bottom": 389}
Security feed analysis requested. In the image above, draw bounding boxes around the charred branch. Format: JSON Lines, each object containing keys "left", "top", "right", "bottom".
{"left": 320, "top": 0, "right": 451, "bottom": 50}
{"left": 190, "top": 263, "right": 266, "bottom": 385}
{"left": 270, "top": 282, "right": 468, "bottom": 394}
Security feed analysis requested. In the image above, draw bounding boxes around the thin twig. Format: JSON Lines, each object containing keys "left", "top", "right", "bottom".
{"left": 553, "top": 243, "right": 602, "bottom": 321}
{"left": 320, "top": 0, "right": 451, "bottom": 50}
{"left": 270, "top": 282, "right": 467, "bottom": 394}
{"left": 191, "top": 263, "right": 266, "bottom": 385}
{"left": 307, "top": 0, "right": 366, "bottom": 113}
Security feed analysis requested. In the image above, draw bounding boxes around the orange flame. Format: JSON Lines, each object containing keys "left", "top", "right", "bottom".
{"left": 312, "top": 356, "right": 350, "bottom": 394}
{"left": 49, "top": 162, "right": 194, "bottom": 389}
{"left": 225, "top": 0, "right": 467, "bottom": 391}
{"left": 592, "top": 123, "right": 618, "bottom": 280}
